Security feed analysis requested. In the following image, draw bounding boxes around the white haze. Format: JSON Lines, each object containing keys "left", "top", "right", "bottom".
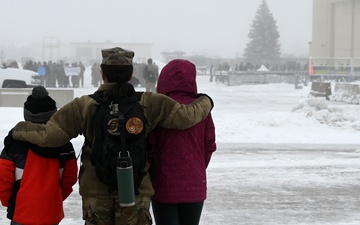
{"left": 0, "top": 0, "right": 312, "bottom": 58}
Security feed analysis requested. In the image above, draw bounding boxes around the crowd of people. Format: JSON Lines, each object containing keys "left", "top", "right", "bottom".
{"left": 2, "top": 58, "right": 162, "bottom": 89}
{"left": 211, "top": 61, "right": 309, "bottom": 73}
{"left": 22, "top": 60, "right": 86, "bottom": 88}
{"left": 1, "top": 60, "right": 19, "bottom": 69}
{"left": 2, "top": 59, "right": 103, "bottom": 88}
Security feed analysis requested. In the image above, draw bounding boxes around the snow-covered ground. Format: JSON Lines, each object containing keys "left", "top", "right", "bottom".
{"left": 1, "top": 70, "right": 360, "bottom": 224}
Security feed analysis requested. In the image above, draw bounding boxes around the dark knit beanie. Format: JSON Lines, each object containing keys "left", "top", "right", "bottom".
{"left": 23, "top": 86, "right": 57, "bottom": 123}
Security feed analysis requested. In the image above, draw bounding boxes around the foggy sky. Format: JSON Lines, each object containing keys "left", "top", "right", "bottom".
{"left": 0, "top": 0, "right": 312, "bottom": 59}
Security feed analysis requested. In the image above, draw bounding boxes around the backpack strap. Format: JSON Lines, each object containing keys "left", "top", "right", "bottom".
{"left": 89, "top": 92, "right": 107, "bottom": 103}
{"left": 84, "top": 92, "right": 105, "bottom": 148}
{"left": 115, "top": 95, "right": 140, "bottom": 156}
{"left": 118, "top": 112, "right": 127, "bottom": 156}
{"left": 134, "top": 91, "right": 144, "bottom": 101}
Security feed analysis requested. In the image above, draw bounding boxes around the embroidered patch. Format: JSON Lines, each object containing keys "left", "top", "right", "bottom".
{"left": 126, "top": 117, "right": 144, "bottom": 134}
{"left": 107, "top": 118, "right": 120, "bottom": 135}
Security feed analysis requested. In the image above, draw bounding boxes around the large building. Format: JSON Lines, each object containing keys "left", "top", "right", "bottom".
{"left": 310, "top": 0, "right": 360, "bottom": 58}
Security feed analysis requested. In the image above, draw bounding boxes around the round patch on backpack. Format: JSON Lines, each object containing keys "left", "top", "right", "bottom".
{"left": 107, "top": 118, "right": 120, "bottom": 135}
{"left": 126, "top": 117, "right": 144, "bottom": 134}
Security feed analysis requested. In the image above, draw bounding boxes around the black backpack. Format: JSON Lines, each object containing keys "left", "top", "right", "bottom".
{"left": 89, "top": 92, "right": 147, "bottom": 194}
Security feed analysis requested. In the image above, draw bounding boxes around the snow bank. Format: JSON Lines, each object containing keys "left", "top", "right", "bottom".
{"left": 292, "top": 98, "right": 360, "bottom": 131}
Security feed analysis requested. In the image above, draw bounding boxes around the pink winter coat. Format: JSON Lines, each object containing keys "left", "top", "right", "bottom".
{"left": 149, "top": 59, "right": 216, "bottom": 203}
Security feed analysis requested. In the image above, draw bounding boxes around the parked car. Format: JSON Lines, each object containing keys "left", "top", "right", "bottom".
{"left": 0, "top": 67, "right": 40, "bottom": 88}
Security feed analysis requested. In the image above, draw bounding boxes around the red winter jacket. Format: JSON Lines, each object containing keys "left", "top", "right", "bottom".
{"left": 149, "top": 59, "right": 216, "bottom": 203}
{"left": 0, "top": 132, "right": 78, "bottom": 225}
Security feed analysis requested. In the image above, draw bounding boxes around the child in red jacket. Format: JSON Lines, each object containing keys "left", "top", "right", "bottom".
{"left": 0, "top": 86, "right": 78, "bottom": 225}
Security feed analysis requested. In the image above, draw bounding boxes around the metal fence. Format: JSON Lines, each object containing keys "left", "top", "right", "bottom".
{"left": 215, "top": 71, "right": 307, "bottom": 87}
{"left": 309, "top": 57, "right": 360, "bottom": 82}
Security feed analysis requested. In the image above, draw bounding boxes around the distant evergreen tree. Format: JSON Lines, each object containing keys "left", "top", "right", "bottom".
{"left": 243, "top": 0, "right": 281, "bottom": 66}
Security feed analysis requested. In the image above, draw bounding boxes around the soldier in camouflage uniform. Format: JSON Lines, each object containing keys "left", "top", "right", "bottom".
{"left": 11, "top": 47, "right": 214, "bottom": 225}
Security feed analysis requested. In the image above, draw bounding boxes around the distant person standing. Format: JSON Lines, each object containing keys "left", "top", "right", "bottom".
{"left": 70, "top": 62, "right": 80, "bottom": 88}
{"left": 79, "top": 61, "right": 86, "bottom": 88}
{"left": 143, "top": 58, "right": 159, "bottom": 92}
{"left": 63, "top": 63, "right": 71, "bottom": 88}
{"left": 47, "top": 61, "right": 57, "bottom": 88}
{"left": 37, "top": 61, "right": 48, "bottom": 86}
{"left": 91, "top": 62, "right": 102, "bottom": 87}
{"left": 209, "top": 65, "right": 214, "bottom": 82}
{"left": 56, "top": 61, "right": 66, "bottom": 88}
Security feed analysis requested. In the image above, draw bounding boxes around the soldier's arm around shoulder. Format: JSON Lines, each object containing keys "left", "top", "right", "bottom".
{"left": 139, "top": 92, "right": 214, "bottom": 130}
{"left": 12, "top": 95, "right": 95, "bottom": 147}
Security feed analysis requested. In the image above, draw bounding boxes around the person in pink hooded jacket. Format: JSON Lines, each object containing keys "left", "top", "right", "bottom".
{"left": 148, "top": 59, "right": 216, "bottom": 225}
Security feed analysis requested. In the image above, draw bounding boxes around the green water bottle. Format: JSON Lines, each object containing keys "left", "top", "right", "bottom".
{"left": 117, "top": 152, "right": 135, "bottom": 207}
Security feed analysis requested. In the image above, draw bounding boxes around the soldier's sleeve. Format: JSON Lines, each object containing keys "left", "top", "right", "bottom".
{"left": 12, "top": 96, "right": 90, "bottom": 147}
{"left": 140, "top": 92, "right": 212, "bottom": 131}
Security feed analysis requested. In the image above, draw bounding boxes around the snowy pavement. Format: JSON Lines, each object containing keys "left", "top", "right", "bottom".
{"left": 36, "top": 143, "right": 360, "bottom": 225}
{"left": 42, "top": 143, "right": 360, "bottom": 225}
{"left": 203, "top": 144, "right": 360, "bottom": 225}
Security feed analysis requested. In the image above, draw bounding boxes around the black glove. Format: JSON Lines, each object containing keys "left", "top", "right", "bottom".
{"left": 197, "top": 93, "right": 214, "bottom": 110}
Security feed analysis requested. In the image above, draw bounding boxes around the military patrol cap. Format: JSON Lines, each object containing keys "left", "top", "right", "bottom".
{"left": 101, "top": 47, "right": 134, "bottom": 65}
